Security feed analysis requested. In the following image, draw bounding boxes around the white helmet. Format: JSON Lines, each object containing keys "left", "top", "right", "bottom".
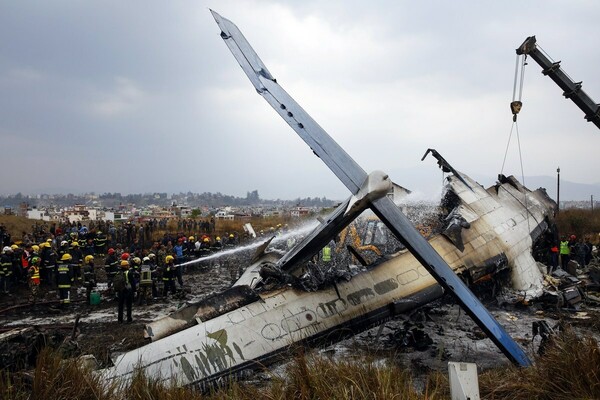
{"left": 61, "top": 240, "right": 68, "bottom": 246}
{"left": 2, "top": 246, "right": 11, "bottom": 253}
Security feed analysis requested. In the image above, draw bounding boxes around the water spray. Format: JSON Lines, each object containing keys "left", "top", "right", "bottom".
{"left": 177, "top": 221, "right": 319, "bottom": 267}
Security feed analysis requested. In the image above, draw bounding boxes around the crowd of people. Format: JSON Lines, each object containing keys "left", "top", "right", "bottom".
{"left": 555, "top": 234, "right": 594, "bottom": 271}
{"left": 0, "top": 221, "right": 243, "bottom": 323}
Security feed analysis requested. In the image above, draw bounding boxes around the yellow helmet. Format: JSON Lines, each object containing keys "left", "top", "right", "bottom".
{"left": 165, "top": 255, "right": 174, "bottom": 263}
{"left": 203, "top": 238, "right": 209, "bottom": 243}
{"left": 229, "top": 234, "right": 234, "bottom": 238}
{"left": 120, "top": 260, "right": 130, "bottom": 267}
{"left": 84, "top": 255, "right": 94, "bottom": 264}
{"left": 71, "top": 242, "right": 79, "bottom": 247}
{"left": 216, "top": 236, "right": 221, "bottom": 241}
{"left": 61, "top": 253, "right": 72, "bottom": 261}
{"left": 189, "top": 236, "right": 194, "bottom": 241}
{"left": 10, "top": 244, "right": 18, "bottom": 250}
{"left": 32, "top": 245, "right": 40, "bottom": 252}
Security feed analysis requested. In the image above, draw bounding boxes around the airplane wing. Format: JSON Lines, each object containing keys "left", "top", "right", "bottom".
{"left": 210, "top": 10, "right": 531, "bottom": 367}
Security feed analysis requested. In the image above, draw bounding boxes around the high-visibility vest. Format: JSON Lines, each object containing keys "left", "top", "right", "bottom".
{"left": 140, "top": 265, "right": 152, "bottom": 286}
{"left": 57, "top": 264, "right": 71, "bottom": 288}
{"left": 30, "top": 266, "right": 40, "bottom": 283}
{"left": 322, "top": 247, "right": 332, "bottom": 262}
{"left": 560, "top": 241, "right": 570, "bottom": 255}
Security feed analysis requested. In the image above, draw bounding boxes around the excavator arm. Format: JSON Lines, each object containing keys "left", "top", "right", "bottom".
{"left": 517, "top": 36, "right": 600, "bottom": 130}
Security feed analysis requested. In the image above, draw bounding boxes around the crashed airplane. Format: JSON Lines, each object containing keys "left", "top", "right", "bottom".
{"left": 100, "top": 11, "right": 556, "bottom": 388}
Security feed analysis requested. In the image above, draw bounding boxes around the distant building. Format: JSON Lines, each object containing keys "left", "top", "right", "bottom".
{"left": 290, "top": 207, "right": 311, "bottom": 218}
{"left": 27, "top": 207, "right": 52, "bottom": 222}
{"left": 215, "top": 210, "right": 234, "bottom": 220}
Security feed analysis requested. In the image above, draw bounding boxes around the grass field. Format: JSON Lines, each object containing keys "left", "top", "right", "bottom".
{"left": 1, "top": 328, "right": 597, "bottom": 399}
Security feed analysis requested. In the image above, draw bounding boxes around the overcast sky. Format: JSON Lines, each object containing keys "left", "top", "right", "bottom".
{"left": 1, "top": 1, "right": 599, "bottom": 201}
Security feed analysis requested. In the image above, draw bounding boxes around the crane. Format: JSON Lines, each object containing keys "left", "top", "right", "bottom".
{"left": 513, "top": 36, "right": 600, "bottom": 130}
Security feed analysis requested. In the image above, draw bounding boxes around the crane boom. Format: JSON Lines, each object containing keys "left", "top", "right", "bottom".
{"left": 517, "top": 36, "right": 600, "bottom": 130}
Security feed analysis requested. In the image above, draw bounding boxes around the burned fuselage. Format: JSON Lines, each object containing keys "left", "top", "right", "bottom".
{"left": 101, "top": 170, "right": 555, "bottom": 388}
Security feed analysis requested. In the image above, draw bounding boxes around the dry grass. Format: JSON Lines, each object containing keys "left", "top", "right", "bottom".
{"left": 556, "top": 209, "right": 600, "bottom": 243}
{"left": 0, "top": 349, "right": 118, "bottom": 400}
{"left": 0, "top": 214, "right": 40, "bottom": 242}
{"left": 2, "top": 328, "right": 600, "bottom": 399}
{"left": 479, "top": 328, "right": 600, "bottom": 399}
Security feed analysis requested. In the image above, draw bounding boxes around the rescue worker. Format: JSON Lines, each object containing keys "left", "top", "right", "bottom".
{"left": 28, "top": 256, "right": 41, "bottom": 300}
{"left": 1, "top": 246, "right": 13, "bottom": 294}
{"left": 83, "top": 238, "right": 95, "bottom": 257}
{"left": 56, "top": 253, "right": 73, "bottom": 306}
{"left": 199, "top": 237, "right": 211, "bottom": 258}
{"left": 94, "top": 231, "right": 107, "bottom": 256}
{"left": 147, "top": 253, "right": 159, "bottom": 298}
{"left": 82, "top": 255, "right": 97, "bottom": 304}
{"left": 226, "top": 233, "right": 236, "bottom": 247}
{"left": 163, "top": 255, "right": 177, "bottom": 296}
{"left": 40, "top": 241, "right": 57, "bottom": 287}
{"left": 70, "top": 242, "right": 83, "bottom": 283}
{"left": 560, "top": 236, "right": 571, "bottom": 270}
{"left": 10, "top": 244, "right": 23, "bottom": 283}
{"left": 137, "top": 257, "right": 153, "bottom": 305}
{"left": 21, "top": 243, "right": 32, "bottom": 283}
{"left": 57, "top": 240, "right": 70, "bottom": 260}
{"left": 105, "top": 248, "right": 119, "bottom": 289}
{"left": 115, "top": 260, "right": 135, "bottom": 323}
{"left": 186, "top": 236, "right": 196, "bottom": 260}
{"left": 321, "top": 244, "right": 332, "bottom": 264}
{"left": 173, "top": 238, "right": 184, "bottom": 265}
{"left": 211, "top": 236, "right": 223, "bottom": 252}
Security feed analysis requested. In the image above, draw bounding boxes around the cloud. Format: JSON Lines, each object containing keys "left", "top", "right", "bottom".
{"left": 88, "top": 76, "right": 148, "bottom": 117}
{"left": 0, "top": 67, "right": 43, "bottom": 85}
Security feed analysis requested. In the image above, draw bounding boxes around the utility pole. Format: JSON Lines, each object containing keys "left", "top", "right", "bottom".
{"left": 592, "top": 195, "right": 594, "bottom": 212}
{"left": 556, "top": 167, "right": 560, "bottom": 215}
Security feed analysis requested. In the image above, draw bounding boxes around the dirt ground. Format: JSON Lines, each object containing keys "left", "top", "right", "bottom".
{"left": 0, "top": 259, "right": 238, "bottom": 370}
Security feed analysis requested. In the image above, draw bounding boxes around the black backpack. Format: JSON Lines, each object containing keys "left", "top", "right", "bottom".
{"left": 113, "top": 270, "right": 127, "bottom": 291}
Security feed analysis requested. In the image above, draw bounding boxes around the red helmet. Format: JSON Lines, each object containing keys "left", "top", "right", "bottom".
{"left": 570, "top": 235, "right": 576, "bottom": 240}
{"left": 108, "top": 248, "right": 115, "bottom": 255}
{"left": 121, "top": 252, "right": 130, "bottom": 260}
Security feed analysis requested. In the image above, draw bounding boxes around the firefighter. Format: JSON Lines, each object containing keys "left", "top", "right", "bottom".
{"left": 28, "top": 256, "right": 41, "bottom": 300}
{"left": 147, "top": 253, "right": 159, "bottom": 298}
{"left": 137, "top": 257, "right": 153, "bottom": 305}
{"left": 211, "top": 236, "right": 223, "bottom": 252}
{"left": 56, "top": 253, "right": 73, "bottom": 306}
{"left": 186, "top": 236, "right": 196, "bottom": 260}
{"left": 225, "top": 233, "right": 236, "bottom": 247}
{"left": 95, "top": 231, "right": 107, "bottom": 256}
{"left": 163, "top": 255, "right": 177, "bottom": 296}
{"left": 10, "top": 244, "right": 23, "bottom": 283}
{"left": 115, "top": 260, "right": 135, "bottom": 323}
{"left": 70, "top": 242, "right": 84, "bottom": 283}
{"left": 199, "top": 237, "right": 211, "bottom": 257}
{"left": 40, "top": 241, "right": 57, "bottom": 287}
{"left": 82, "top": 255, "right": 97, "bottom": 304}
{"left": 57, "top": 240, "right": 70, "bottom": 260}
{"left": 105, "top": 248, "right": 119, "bottom": 289}
{"left": 1, "top": 246, "right": 13, "bottom": 294}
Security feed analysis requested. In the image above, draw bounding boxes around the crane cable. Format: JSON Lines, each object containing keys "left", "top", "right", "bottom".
{"left": 502, "top": 53, "right": 531, "bottom": 233}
